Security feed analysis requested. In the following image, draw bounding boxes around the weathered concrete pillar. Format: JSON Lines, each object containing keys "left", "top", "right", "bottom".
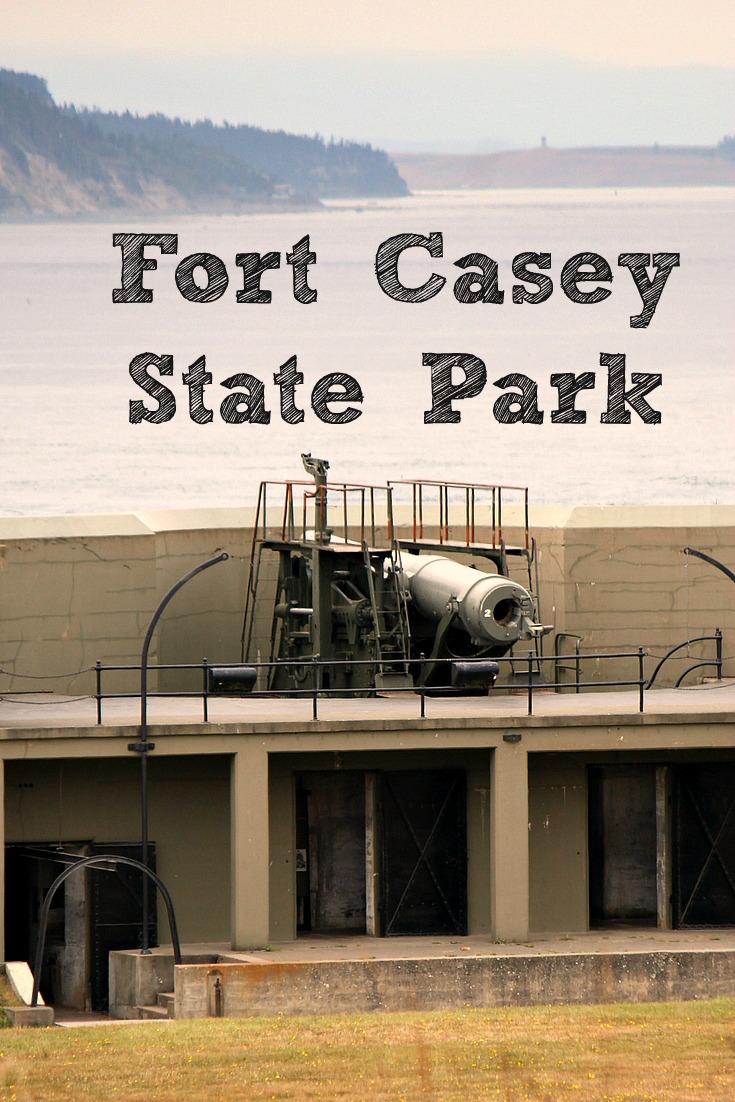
{"left": 490, "top": 741, "right": 529, "bottom": 942}
{"left": 656, "top": 765, "right": 673, "bottom": 929}
{"left": 230, "top": 749, "right": 269, "bottom": 949}
{"left": 268, "top": 770, "right": 296, "bottom": 942}
{"left": 365, "top": 772, "right": 379, "bottom": 936}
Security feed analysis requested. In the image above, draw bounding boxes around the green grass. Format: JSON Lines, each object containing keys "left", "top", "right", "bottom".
{"left": 0, "top": 977, "right": 21, "bottom": 1028}
{"left": 0, "top": 979, "right": 21, "bottom": 1009}
{"left": 0, "top": 999, "right": 733, "bottom": 1101}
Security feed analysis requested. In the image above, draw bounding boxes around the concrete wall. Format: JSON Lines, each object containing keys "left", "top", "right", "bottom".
{"left": 529, "top": 755, "right": 588, "bottom": 932}
{"left": 0, "top": 510, "right": 251, "bottom": 696}
{"left": 140, "top": 511, "right": 250, "bottom": 692}
{"left": 0, "top": 504, "right": 733, "bottom": 696}
{"left": 530, "top": 505, "right": 735, "bottom": 686}
{"left": 171, "top": 950, "right": 735, "bottom": 1019}
{"left": 0, "top": 514, "right": 156, "bottom": 696}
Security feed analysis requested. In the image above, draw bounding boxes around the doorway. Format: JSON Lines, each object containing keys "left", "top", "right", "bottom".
{"left": 4, "top": 841, "right": 156, "bottom": 1011}
{"left": 588, "top": 765, "right": 657, "bottom": 927}
{"left": 296, "top": 771, "right": 366, "bottom": 933}
{"left": 380, "top": 770, "right": 467, "bottom": 936}
{"left": 296, "top": 768, "right": 467, "bottom": 938}
{"left": 673, "top": 763, "right": 735, "bottom": 927}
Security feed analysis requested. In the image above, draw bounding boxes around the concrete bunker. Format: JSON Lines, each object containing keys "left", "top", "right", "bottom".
{"left": 0, "top": 492, "right": 733, "bottom": 1019}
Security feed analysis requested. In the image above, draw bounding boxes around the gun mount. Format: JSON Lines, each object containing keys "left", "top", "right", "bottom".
{"left": 241, "top": 460, "right": 548, "bottom": 694}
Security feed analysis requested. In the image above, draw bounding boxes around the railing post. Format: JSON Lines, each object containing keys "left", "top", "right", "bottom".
{"left": 202, "top": 658, "right": 209, "bottom": 722}
{"left": 95, "top": 660, "right": 102, "bottom": 725}
{"left": 527, "top": 654, "right": 534, "bottom": 716}
{"left": 638, "top": 647, "right": 646, "bottom": 712}
{"left": 312, "top": 656, "right": 319, "bottom": 721}
{"left": 716, "top": 628, "right": 723, "bottom": 680}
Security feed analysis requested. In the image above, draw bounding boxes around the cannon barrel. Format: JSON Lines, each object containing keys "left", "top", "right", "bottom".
{"left": 400, "top": 553, "right": 542, "bottom": 647}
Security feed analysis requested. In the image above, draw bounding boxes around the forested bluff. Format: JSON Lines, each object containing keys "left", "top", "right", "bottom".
{"left": 2, "top": 67, "right": 732, "bottom": 219}
{"left": 0, "top": 69, "right": 408, "bottom": 218}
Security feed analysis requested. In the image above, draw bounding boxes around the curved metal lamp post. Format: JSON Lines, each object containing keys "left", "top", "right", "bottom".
{"left": 31, "top": 854, "right": 182, "bottom": 1008}
{"left": 131, "top": 551, "right": 229, "bottom": 951}
{"left": 683, "top": 547, "right": 735, "bottom": 586}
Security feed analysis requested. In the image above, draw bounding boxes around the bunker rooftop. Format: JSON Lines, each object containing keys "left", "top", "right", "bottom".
{"left": 1, "top": 470, "right": 733, "bottom": 1020}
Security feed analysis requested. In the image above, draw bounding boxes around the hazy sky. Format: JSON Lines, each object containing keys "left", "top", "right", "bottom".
{"left": 3, "top": 1, "right": 733, "bottom": 149}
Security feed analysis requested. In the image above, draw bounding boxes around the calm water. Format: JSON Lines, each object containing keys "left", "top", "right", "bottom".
{"left": 1, "top": 187, "right": 733, "bottom": 515}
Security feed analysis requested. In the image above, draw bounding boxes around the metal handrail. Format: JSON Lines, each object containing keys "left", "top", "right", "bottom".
{"left": 646, "top": 630, "right": 723, "bottom": 689}
{"left": 31, "top": 854, "right": 182, "bottom": 1008}
{"left": 554, "top": 632, "right": 583, "bottom": 693}
{"left": 389, "top": 479, "right": 530, "bottom": 551}
{"left": 252, "top": 478, "right": 395, "bottom": 546}
{"left": 93, "top": 632, "right": 723, "bottom": 722}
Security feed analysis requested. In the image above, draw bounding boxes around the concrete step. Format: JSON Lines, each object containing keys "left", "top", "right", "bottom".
{"left": 157, "top": 992, "right": 174, "bottom": 1014}
{"left": 136, "top": 1003, "right": 170, "bottom": 1020}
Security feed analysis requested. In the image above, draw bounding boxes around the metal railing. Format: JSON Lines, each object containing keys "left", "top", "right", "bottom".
{"left": 93, "top": 631, "right": 723, "bottom": 723}
{"left": 251, "top": 478, "right": 395, "bottom": 548}
{"left": 31, "top": 854, "right": 182, "bottom": 1008}
{"left": 646, "top": 629, "right": 723, "bottom": 689}
{"left": 554, "top": 632, "right": 583, "bottom": 693}
{"left": 389, "top": 479, "right": 530, "bottom": 551}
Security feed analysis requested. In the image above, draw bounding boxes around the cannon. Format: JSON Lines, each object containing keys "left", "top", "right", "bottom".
{"left": 399, "top": 551, "right": 545, "bottom": 670}
{"left": 241, "top": 457, "right": 548, "bottom": 693}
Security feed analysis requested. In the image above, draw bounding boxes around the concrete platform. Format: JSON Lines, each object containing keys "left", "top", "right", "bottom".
{"left": 222, "top": 927, "right": 735, "bottom": 961}
{"left": 107, "top": 929, "right": 735, "bottom": 1021}
{"left": 54, "top": 1007, "right": 171, "bottom": 1027}
{"left": 1, "top": 681, "right": 734, "bottom": 734}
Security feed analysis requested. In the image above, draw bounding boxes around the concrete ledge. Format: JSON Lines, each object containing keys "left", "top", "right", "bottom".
{"left": 109, "top": 948, "right": 219, "bottom": 1019}
{"left": 3, "top": 961, "right": 45, "bottom": 1007}
{"left": 174, "top": 950, "right": 735, "bottom": 1019}
{"left": 109, "top": 950, "right": 176, "bottom": 1020}
{"left": 1, "top": 959, "right": 53, "bottom": 1026}
{"left": 1, "top": 1005, "right": 54, "bottom": 1027}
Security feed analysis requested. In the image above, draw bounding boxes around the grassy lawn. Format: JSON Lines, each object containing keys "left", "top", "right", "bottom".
{"left": 0, "top": 999, "right": 733, "bottom": 1101}
{"left": 0, "top": 981, "right": 20, "bottom": 1009}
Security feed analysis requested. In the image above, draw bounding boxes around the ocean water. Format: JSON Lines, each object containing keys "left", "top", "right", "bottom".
{"left": 1, "top": 187, "right": 733, "bottom": 516}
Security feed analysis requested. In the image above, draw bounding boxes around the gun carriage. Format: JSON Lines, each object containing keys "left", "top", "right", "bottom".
{"left": 241, "top": 455, "right": 549, "bottom": 694}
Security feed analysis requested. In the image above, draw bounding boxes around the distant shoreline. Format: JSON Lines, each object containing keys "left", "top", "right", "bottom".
{"left": 391, "top": 145, "right": 735, "bottom": 191}
{"left": 0, "top": 198, "right": 323, "bottom": 224}
{"left": 4, "top": 179, "right": 735, "bottom": 224}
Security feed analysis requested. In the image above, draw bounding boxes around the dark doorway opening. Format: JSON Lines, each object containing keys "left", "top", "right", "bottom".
{"left": 5, "top": 845, "right": 81, "bottom": 1007}
{"left": 673, "top": 763, "right": 735, "bottom": 927}
{"left": 588, "top": 765, "right": 657, "bottom": 927}
{"left": 4, "top": 841, "right": 156, "bottom": 1011}
{"left": 380, "top": 770, "right": 467, "bottom": 936}
{"left": 87, "top": 843, "right": 157, "bottom": 1011}
{"left": 296, "top": 768, "right": 468, "bottom": 938}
